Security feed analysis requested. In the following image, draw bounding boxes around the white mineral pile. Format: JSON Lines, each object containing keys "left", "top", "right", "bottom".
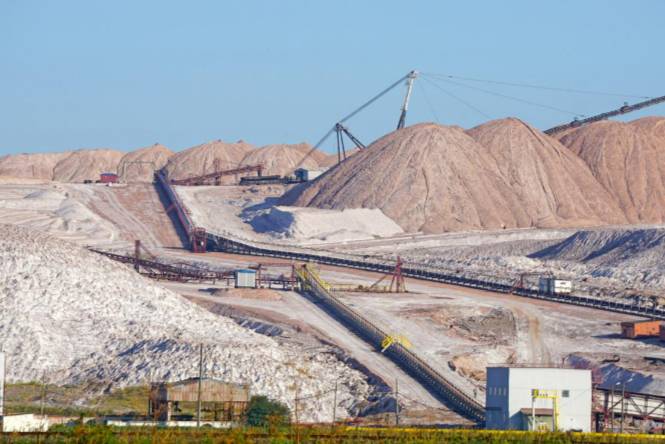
{"left": 164, "top": 139, "right": 253, "bottom": 182}
{"left": 0, "top": 152, "right": 70, "bottom": 181}
{"left": 118, "top": 143, "right": 173, "bottom": 182}
{"left": 51, "top": 149, "right": 124, "bottom": 182}
{"left": 249, "top": 206, "right": 403, "bottom": 243}
{"left": 559, "top": 117, "right": 665, "bottom": 224}
{"left": 0, "top": 185, "right": 118, "bottom": 245}
{"left": 0, "top": 225, "right": 369, "bottom": 421}
{"left": 467, "top": 118, "right": 626, "bottom": 228}
{"left": 529, "top": 227, "right": 665, "bottom": 288}
{"left": 284, "top": 122, "right": 528, "bottom": 233}
{"left": 240, "top": 143, "right": 326, "bottom": 176}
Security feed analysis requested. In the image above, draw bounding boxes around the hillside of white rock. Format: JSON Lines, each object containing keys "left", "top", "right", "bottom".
{"left": 0, "top": 225, "right": 371, "bottom": 421}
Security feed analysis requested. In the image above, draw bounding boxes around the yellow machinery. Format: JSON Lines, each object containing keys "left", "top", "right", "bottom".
{"left": 530, "top": 389, "right": 560, "bottom": 431}
{"left": 381, "top": 335, "right": 412, "bottom": 352}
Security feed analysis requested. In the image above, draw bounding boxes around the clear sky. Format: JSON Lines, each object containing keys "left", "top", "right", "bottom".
{"left": 1, "top": 0, "right": 664, "bottom": 154}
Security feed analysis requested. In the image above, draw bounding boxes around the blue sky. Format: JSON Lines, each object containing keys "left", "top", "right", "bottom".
{"left": 1, "top": 0, "right": 664, "bottom": 154}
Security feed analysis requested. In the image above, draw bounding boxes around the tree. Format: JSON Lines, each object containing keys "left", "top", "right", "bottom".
{"left": 245, "top": 395, "right": 291, "bottom": 427}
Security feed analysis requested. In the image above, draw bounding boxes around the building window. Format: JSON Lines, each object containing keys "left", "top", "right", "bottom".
{"left": 562, "top": 390, "right": 570, "bottom": 398}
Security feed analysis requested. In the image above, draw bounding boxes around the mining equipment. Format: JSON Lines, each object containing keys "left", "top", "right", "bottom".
{"left": 291, "top": 70, "right": 419, "bottom": 170}
{"left": 509, "top": 272, "right": 554, "bottom": 294}
{"left": 170, "top": 164, "right": 264, "bottom": 186}
{"left": 328, "top": 257, "right": 408, "bottom": 293}
{"left": 545, "top": 94, "right": 665, "bottom": 135}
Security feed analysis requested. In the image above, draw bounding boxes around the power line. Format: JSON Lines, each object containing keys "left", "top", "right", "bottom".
{"left": 421, "top": 76, "right": 492, "bottom": 120}
{"left": 423, "top": 74, "right": 585, "bottom": 117}
{"left": 424, "top": 73, "right": 650, "bottom": 99}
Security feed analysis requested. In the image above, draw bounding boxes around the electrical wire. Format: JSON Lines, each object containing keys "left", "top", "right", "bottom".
{"left": 423, "top": 74, "right": 585, "bottom": 117}
{"left": 420, "top": 76, "right": 492, "bottom": 120}
{"left": 424, "top": 73, "right": 651, "bottom": 99}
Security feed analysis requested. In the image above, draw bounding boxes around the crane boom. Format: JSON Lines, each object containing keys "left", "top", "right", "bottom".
{"left": 290, "top": 70, "right": 417, "bottom": 173}
{"left": 545, "top": 94, "right": 665, "bottom": 135}
{"left": 397, "top": 70, "right": 418, "bottom": 129}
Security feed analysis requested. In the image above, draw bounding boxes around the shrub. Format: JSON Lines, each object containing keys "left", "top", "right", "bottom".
{"left": 245, "top": 395, "right": 291, "bottom": 427}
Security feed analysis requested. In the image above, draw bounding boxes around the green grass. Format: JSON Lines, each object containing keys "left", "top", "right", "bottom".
{"left": 3, "top": 383, "right": 149, "bottom": 417}
{"left": 3, "top": 426, "right": 665, "bottom": 443}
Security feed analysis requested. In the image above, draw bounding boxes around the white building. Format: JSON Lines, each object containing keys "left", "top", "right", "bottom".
{"left": 235, "top": 269, "right": 256, "bottom": 288}
{"left": 485, "top": 366, "right": 592, "bottom": 432}
{"left": 294, "top": 168, "right": 325, "bottom": 182}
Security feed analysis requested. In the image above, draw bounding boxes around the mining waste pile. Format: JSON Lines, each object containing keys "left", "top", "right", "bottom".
{"left": 467, "top": 118, "right": 625, "bottom": 228}
{"left": 287, "top": 117, "right": 665, "bottom": 233}
{"left": 163, "top": 139, "right": 254, "bottom": 182}
{"left": 285, "top": 123, "right": 529, "bottom": 233}
{"left": 118, "top": 143, "right": 173, "bottom": 182}
{"left": 0, "top": 224, "right": 371, "bottom": 422}
{"left": 0, "top": 149, "right": 123, "bottom": 182}
{"left": 239, "top": 142, "right": 326, "bottom": 176}
{"left": 559, "top": 117, "right": 665, "bottom": 224}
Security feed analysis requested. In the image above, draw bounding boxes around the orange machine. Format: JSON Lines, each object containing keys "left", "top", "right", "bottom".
{"left": 621, "top": 320, "right": 661, "bottom": 339}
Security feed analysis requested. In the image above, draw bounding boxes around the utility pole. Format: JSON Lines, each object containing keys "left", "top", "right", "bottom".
{"left": 0, "top": 352, "right": 5, "bottom": 418}
{"left": 620, "top": 383, "right": 625, "bottom": 433}
{"left": 40, "top": 374, "right": 47, "bottom": 417}
{"left": 394, "top": 378, "right": 399, "bottom": 427}
{"left": 331, "top": 381, "right": 338, "bottom": 430}
{"left": 196, "top": 344, "right": 203, "bottom": 428}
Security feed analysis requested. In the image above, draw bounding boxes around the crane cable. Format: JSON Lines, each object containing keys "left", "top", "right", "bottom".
{"left": 423, "top": 73, "right": 651, "bottom": 99}
{"left": 422, "top": 74, "right": 585, "bottom": 117}
{"left": 290, "top": 71, "right": 413, "bottom": 173}
{"left": 420, "top": 76, "right": 492, "bottom": 120}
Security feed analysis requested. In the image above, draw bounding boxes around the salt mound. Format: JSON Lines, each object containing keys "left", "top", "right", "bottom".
{"left": 285, "top": 123, "right": 526, "bottom": 233}
{"left": 52, "top": 149, "right": 124, "bottom": 183}
{"left": 530, "top": 227, "right": 665, "bottom": 288}
{"left": 467, "top": 118, "right": 625, "bottom": 228}
{"left": 240, "top": 143, "right": 326, "bottom": 176}
{"left": 318, "top": 148, "right": 360, "bottom": 168}
{"left": 0, "top": 225, "right": 369, "bottom": 421}
{"left": 164, "top": 139, "right": 253, "bottom": 182}
{"left": 118, "top": 143, "right": 173, "bottom": 182}
{"left": 250, "top": 206, "right": 403, "bottom": 242}
{"left": 559, "top": 119, "right": 665, "bottom": 223}
{"left": 0, "top": 152, "right": 69, "bottom": 181}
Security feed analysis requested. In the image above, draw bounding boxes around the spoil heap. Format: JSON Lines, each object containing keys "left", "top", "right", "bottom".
{"left": 285, "top": 123, "right": 528, "bottom": 233}
{"left": 0, "top": 152, "right": 70, "bottom": 181}
{"left": 118, "top": 143, "right": 173, "bottom": 182}
{"left": 467, "top": 118, "right": 625, "bottom": 228}
{"left": 164, "top": 139, "right": 253, "bottom": 182}
{"left": 240, "top": 143, "right": 326, "bottom": 176}
{"left": 0, "top": 225, "right": 369, "bottom": 421}
{"left": 559, "top": 118, "right": 665, "bottom": 223}
{"left": 51, "top": 149, "right": 124, "bottom": 182}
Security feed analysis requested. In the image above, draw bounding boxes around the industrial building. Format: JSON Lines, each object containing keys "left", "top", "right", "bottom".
{"left": 149, "top": 378, "right": 250, "bottom": 422}
{"left": 294, "top": 168, "right": 325, "bottom": 182}
{"left": 235, "top": 269, "right": 257, "bottom": 288}
{"left": 485, "top": 366, "right": 592, "bottom": 432}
